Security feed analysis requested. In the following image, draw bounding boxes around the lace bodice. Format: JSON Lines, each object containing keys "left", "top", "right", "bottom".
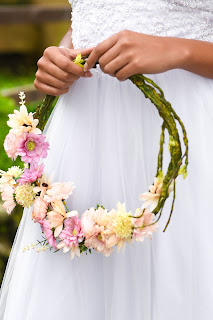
{"left": 68, "top": 0, "right": 213, "bottom": 49}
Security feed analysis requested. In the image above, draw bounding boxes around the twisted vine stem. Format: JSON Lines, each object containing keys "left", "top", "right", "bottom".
{"left": 34, "top": 56, "right": 189, "bottom": 231}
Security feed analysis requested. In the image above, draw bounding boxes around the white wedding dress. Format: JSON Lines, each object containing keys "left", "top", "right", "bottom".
{"left": 1, "top": 1, "right": 213, "bottom": 319}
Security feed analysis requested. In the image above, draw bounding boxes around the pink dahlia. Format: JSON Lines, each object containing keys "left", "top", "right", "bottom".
{"left": 16, "top": 132, "right": 49, "bottom": 164}
{"left": 17, "top": 163, "right": 44, "bottom": 185}
{"left": 81, "top": 207, "right": 113, "bottom": 256}
{"left": 32, "top": 196, "right": 48, "bottom": 222}
{"left": 4, "top": 132, "right": 21, "bottom": 160}
{"left": 40, "top": 219, "right": 57, "bottom": 249}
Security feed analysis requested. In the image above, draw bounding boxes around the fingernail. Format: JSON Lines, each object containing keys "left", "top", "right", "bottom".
{"left": 84, "top": 62, "right": 89, "bottom": 72}
{"left": 85, "top": 71, "right": 92, "bottom": 78}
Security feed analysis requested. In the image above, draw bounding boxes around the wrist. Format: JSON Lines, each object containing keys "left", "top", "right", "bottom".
{"left": 173, "top": 38, "right": 192, "bottom": 70}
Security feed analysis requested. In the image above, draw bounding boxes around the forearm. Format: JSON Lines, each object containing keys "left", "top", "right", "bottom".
{"left": 59, "top": 26, "right": 74, "bottom": 49}
{"left": 176, "top": 38, "right": 213, "bottom": 79}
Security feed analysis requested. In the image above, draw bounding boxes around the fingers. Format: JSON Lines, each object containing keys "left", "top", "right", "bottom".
{"left": 98, "top": 46, "right": 119, "bottom": 74}
{"left": 84, "top": 34, "right": 118, "bottom": 71}
{"left": 35, "top": 46, "right": 94, "bottom": 95}
{"left": 34, "top": 79, "right": 69, "bottom": 96}
{"left": 115, "top": 63, "right": 135, "bottom": 81}
{"left": 37, "top": 57, "right": 79, "bottom": 82}
{"left": 35, "top": 69, "right": 76, "bottom": 89}
{"left": 100, "top": 55, "right": 129, "bottom": 77}
{"left": 44, "top": 48, "right": 86, "bottom": 77}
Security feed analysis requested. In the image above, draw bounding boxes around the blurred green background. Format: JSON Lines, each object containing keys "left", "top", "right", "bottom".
{"left": 0, "top": 0, "right": 70, "bottom": 286}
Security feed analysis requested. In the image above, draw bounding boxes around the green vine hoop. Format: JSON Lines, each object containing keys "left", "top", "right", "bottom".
{"left": 34, "top": 54, "right": 189, "bottom": 232}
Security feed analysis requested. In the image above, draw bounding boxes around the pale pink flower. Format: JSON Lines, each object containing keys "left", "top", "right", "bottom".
{"left": 32, "top": 196, "right": 48, "bottom": 222}
{"left": 139, "top": 177, "right": 162, "bottom": 212}
{"left": 7, "top": 104, "right": 41, "bottom": 136}
{"left": 139, "top": 176, "right": 174, "bottom": 212}
{"left": 16, "top": 132, "right": 49, "bottom": 164}
{"left": 57, "top": 216, "right": 83, "bottom": 259}
{"left": 81, "top": 207, "right": 113, "bottom": 256}
{"left": 132, "top": 208, "right": 158, "bottom": 242}
{"left": 44, "top": 182, "right": 75, "bottom": 203}
{"left": 40, "top": 219, "right": 57, "bottom": 249}
{"left": 47, "top": 199, "right": 77, "bottom": 237}
{"left": 1, "top": 184, "right": 16, "bottom": 214}
{"left": 3, "top": 132, "right": 21, "bottom": 160}
{"left": 17, "top": 163, "right": 44, "bottom": 185}
{"left": 84, "top": 235, "right": 113, "bottom": 257}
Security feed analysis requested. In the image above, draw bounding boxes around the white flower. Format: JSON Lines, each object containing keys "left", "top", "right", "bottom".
{"left": 7, "top": 104, "right": 41, "bottom": 135}
{"left": 139, "top": 176, "right": 174, "bottom": 212}
{"left": 0, "top": 166, "right": 23, "bottom": 187}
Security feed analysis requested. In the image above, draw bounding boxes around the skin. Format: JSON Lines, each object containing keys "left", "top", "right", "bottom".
{"left": 34, "top": 27, "right": 93, "bottom": 96}
{"left": 34, "top": 27, "right": 213, "bottom": 96}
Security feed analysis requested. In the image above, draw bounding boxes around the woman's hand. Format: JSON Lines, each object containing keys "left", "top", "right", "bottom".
{"left": 84, "top": 30, "right": 189, "bottom": 81}
{"left": 34, "top": 46, "right": 93, "bottom": 96}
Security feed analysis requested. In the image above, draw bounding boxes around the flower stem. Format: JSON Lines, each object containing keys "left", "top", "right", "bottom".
{"left": 62, "top": 200, "right": 69, "bottom": 213}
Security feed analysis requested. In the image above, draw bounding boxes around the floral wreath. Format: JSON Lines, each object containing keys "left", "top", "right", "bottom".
{"left": 0, "top": 55, "right": 188, "bottom": 259}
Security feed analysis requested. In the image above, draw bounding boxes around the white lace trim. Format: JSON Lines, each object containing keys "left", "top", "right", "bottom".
{"left": 68, "top": 0, "right": 213, "bottom": 49}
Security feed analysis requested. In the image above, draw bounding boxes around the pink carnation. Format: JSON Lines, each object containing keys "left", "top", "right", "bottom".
{"left": 32, "top": 196, "right": 48, "bottom": 222}
{"left": 40, "top": 219, "right": 57, "bottom": 249}
{"left": 57, "top": 216, "right": 84, "bottom": 259}
{"left": 59, "top": 216, "right": 83, "bottom": 247}
{"left": 17, "top": 163, "right": 44, "bottom": 185}
{"left": 16, "top": 132, "right": 49, "bottom": 164}
{"left": 4, "top": 132, "right": 21, "bottom": 160}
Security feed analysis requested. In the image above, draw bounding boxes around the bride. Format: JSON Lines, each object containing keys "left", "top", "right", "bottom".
{"left": 0, "top": 0, "right": 213, "bottom": 319}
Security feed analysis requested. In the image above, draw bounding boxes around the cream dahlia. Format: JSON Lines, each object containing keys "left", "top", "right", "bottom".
{"left": 7, "top": 104, "right": 41, "bottom": 135}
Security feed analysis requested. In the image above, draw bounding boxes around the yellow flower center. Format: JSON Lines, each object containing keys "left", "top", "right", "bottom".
{"left": 72, "top": 229, "right": 77, "bottom": 236}
{"left": 27, "top": 141, "right": 35, "bottom": 151}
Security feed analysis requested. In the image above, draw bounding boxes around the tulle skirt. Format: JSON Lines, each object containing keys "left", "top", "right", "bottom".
{"left": 1, "top": 66, "right": 213, "bottom": 320}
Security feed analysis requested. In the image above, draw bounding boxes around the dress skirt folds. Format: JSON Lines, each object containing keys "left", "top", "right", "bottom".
{"left": 1, "top": 0, "right": 213, "bottom": 319}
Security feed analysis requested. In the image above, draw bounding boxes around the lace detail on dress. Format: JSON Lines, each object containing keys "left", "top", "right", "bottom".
{"left": 68, "top": 0, "right": 213, "bottom": 49}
